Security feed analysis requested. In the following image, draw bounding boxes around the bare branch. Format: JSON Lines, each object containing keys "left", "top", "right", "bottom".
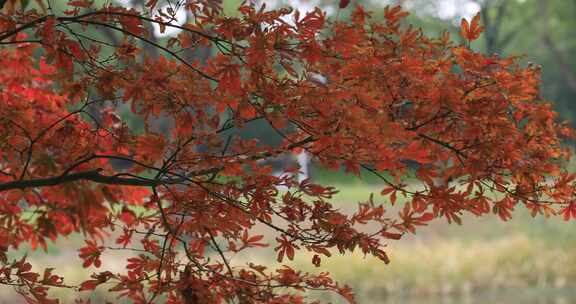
{"left": 0, "top": 169, "right": 198, "bottom": 192}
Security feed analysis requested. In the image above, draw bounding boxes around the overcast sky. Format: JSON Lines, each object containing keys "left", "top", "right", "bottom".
{"left": 114, "top": 0, "right": 483, "bottom": 37}
{"left": 268, "top": 0, "right": 481, "bottom": 21}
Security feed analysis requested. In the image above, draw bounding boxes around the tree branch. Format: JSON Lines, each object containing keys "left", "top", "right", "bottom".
{"left": 0, "top": 169, "right": 183, "bottom": 192}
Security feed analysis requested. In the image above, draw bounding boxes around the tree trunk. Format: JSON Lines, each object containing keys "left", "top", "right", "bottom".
{"left": 539, "top": 0, "right": 576, "bottom": 93}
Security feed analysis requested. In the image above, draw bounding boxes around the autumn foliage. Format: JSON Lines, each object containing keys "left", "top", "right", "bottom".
{"left": 0, "top": 1, "right": 574, "bottom": 303}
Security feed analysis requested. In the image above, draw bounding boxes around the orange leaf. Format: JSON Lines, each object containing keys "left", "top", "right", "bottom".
{"left": 460, "top": 12, "right": 484, "bottom": 41}
{"left": 460, "top": 18, "right": 470, "bottom": 40}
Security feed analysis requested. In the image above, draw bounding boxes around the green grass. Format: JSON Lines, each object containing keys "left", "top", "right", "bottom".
{"left": 290, "top": 234, "right": 576, "bottom": 301}
{"left": 279, "top": 182, "right": 576, "bottom": 302}
{"left": 4, "top": 181, "right": 576, "bottom": 303}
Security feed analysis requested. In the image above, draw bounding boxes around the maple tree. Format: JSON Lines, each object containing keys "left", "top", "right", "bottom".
{"left": 0, "top": 0, "right": 575, "bottom": 303}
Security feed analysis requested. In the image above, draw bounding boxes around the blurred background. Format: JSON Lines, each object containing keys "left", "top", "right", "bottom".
{"left": 290, "top": 1, "right": 576, "bottom": 303}
{"left": 3, "top": 0, "right": 576, "bottom": 303}
{"left": 294, "top": 1, "right": 576, "bottom": 303}
{"left": 226, "top": 1, "right": 576, "bottom": 302}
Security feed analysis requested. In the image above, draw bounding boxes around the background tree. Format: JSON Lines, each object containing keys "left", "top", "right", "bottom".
{"left": 364, "top": 0, "right": 576, "bottom": 125}
{"left": 0, "top": 1, "right": 575, "bottom": 303}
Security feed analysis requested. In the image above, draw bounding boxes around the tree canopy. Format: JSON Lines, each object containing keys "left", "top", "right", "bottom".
{"left": 0, "top": 1, "right": 574, "bottom": 303}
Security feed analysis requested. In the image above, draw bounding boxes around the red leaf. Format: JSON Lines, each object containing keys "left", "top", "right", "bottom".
{"left": 339, "top": 0, "right": 351, "bottom": 9}
{"left": 79, "top": 279, "right": 100, "bottom": 291}
{"left": 115, "top": 228, "right": 133, "bottom": 248}
{"left": 217, "top": 63, "right": 242, "bottom": 95}
{"left": 460, "top": 18, "right": 470, "bottom": 40}
{"left": 78, "top": 240, "right": 103, "bottom": 268}
{"left": 145, "top": 0, "right": 159, "bottom": 9}
{"left": 460, "top": 12, "right": 484, "bottom": 41}
{"left": 418, "top": 212, "right": 434, "bottom": 222}
{"left": 312, "top": 254, "right": 321, "bottom": 267}
{"left": 381, "top": 231, "right": 402, "bottom": 240}
{"left": 67, "top": 0, "right": 93, "bottom": 8}
{"left": 20, "top": 272, "right": 40, "bottom": 282}
{"left": 118, "top": 207, "right": 137, "bottom": 227}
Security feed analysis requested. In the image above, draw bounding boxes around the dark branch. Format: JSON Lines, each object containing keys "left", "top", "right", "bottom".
{"left": 417, "top": 133, "right": 468, "bottom": 160}
{"left": 0, "top": 169, "right": 184, "bottom": 192}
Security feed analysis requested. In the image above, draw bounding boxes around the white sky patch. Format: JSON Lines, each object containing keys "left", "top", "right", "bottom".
{"left": 462, "top": 1, "right": 481, "bottom": 19}
{"left": 113, "top": 0, "right": 481, "bottom": 37}
{"left": 368, "top": 0, "right": 396, "bottom": 7}
{"left": 266, "top": 0, "right": 335, "bottom": 26}
{"left": 437, "top": 0, "right": 458, "bottom": 19}
{"left": 113, "top": 0, "right": 188, "bottom": 38}
{"left": 270, "top": 0, "right": 480, "bottom": 23}
{"left": 411, "top": 0, "right": 481, "bottom": 21}
{"left": 114, "top": 0, "right": 133, "bottom": 8}
{"left": 369, "top": 0, "right": 481, "bottom": 23}
{"left": 270, "top": 0, "right": 319, "bottom": 14}
{"left": 151, "top": 4, "right": 188, "bottom": 37}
